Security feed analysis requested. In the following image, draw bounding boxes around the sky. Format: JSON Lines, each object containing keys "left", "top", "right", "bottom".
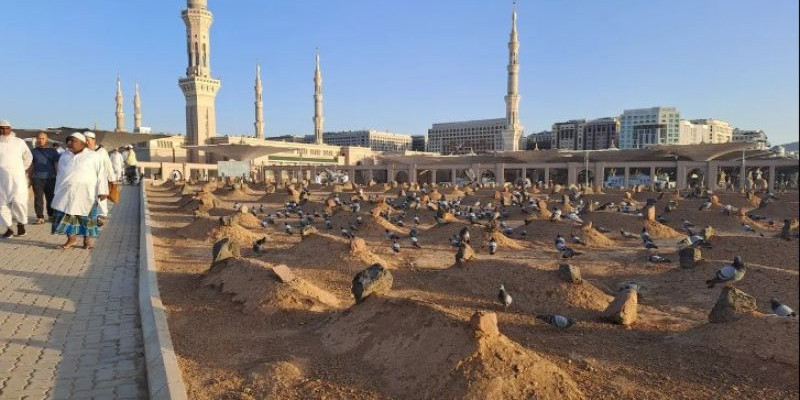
{"left": 0, "top": 0, "right": 798, "bottom": 144}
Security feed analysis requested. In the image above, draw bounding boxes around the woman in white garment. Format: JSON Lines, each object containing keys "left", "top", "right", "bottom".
{"left": 51, "top": 133, "right": 109, "bottom": 249}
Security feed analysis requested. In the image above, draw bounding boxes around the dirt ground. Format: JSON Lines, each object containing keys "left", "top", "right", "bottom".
{"left": 146, "top": 181, "right": 800, "bottom": 400}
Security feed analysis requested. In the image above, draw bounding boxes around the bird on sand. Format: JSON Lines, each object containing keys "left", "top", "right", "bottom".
{"left": 550, "top": 208, "right": 562, "bottom": 222}
{"left": 340, "top": 226, "right": 354, "bottom": 239}
{"left": 498, "top": 284, "right": 512, "bottom": 308}
{"left": 536, "top": 314, "right": 576, "bottom": 329}
{"left": 284, "top": 223, "right": 293, "bottom": 235}
{"left": 391, "top": 240, "right": 400, "bottom": 253}
{"left": 488, "top": 238, "right": 498, "bottom": 255}
{"left": 566, "top": 212, "right": 583, "bottom": 224}
{"left": 648, "top": 254, "right": 671, "bottom": 263}
{"left": 596, "top": 226, "right": 611, "bottom": 233}
{"left": 459, "top": 227, "right": 471, "bottom": 243}
{"left": 679, "top": 234, "right": 712, "bottom": 248}
{"left": 641, "top": 228, "right": 652, "bottom": 242}
{"left": 252, "top": 237, "right": 267, "bottom": 254}
{"left": 620, "top": 229, "right": 637, "bottom": 239}
{"left": 411, "top": 236, "right": 422, "bottom": 249}
{"left": 570, "top": 233, "right": 586, "bottom": 245}
{"left": 771, "top": 299, "right": 797, "bottom": 317}
{"left": 705, "top": 256, "right": 746, "bottom": 288}
{"left": 560, "top": 246, "right": 581, "bottom": 259}
{"left": 682, "top": 219, "right": 695, "bottom": 228}
{"left": 643, "top": 240, "right": 659, "bottom": 250}
{"left": 325, "top": 219, "right": 332, "bottom": 229}
{"left": 698, "top": 201, "right": 712, "bottom": 211}
{"left": 554, "top": 234, "right": 566, "bottom": 250}
{"left": 741, "top": 223, "right": 757, "bottom": 233}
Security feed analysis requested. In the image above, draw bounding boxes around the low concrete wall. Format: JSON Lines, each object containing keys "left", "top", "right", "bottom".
{"left": 138, "top": 182, "right": 189, "bottom": 400}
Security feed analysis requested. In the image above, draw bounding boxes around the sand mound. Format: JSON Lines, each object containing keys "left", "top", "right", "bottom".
{"left": 579, "top": 222, "right": 616, "bottom": 247}
{"left": 281, "top": 232, "right": 392, "bottom": 269}
{"left": 671, "top": 313, "right": 799, "bottom": 366}
{"left": 235, "top": 212, "right": 262, "bottom": 229}
{"left": 321, "top": 296, "right": 584, "bottom": 400}
{"left": 354, "top": 215, "right": 409, "bottom": 237}
{"left": 204, "top": 258, "right": 341, "bottom": 313}
{"left": 483, "top": 228, "right": 527, "bottom": 250}
{"left": 643, "top": 220, "right": 683, "bottom": 238}
{"left": 177, "top": 216, "right": 262, "bottom": 244}
{"left": 177, "top": 192, "right": 221, "bottom": 213}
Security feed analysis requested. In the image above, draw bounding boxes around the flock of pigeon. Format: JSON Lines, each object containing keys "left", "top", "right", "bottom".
{"left": 232, "top": 183, "right": 797, "bottom": 328}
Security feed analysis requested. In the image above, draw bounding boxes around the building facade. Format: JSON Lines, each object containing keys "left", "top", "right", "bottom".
{"left": 732, "top": 128, "right": 769, "bottom": 149}
{"left": 322, "top": 130, "right": 412, "bottom": 152}
{"left": 411, "top": 135, "right": 427, "bottom": 152}
{"left": 527, "top": 130, "right": 552, "bottom": 149}
{"left": 619, "top": 107, "right": 680, "bottom": 149}
{"left": 427, "top": 118, "right": 507, "bottom": 154}
{"left": 551, "top": 119, "right": 587, "bottom": 150}
{"left": 583, "top": 117, "right": 619, "bottom": 150}
{"left": 178, "top": 0, "right": 222, "bottom": 162}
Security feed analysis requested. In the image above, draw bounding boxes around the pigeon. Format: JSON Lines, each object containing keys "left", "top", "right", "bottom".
{"left": 597, "top": 226, "right": 610, "bottom": 233}
{"left": 410, "top": 227, "right": 418, "bottom": 237}
{"left": 340, "top": 226, "right": 354, "bottom": 239}
{"left": 413, "top": 215, "right": 420, "bottom": 224}
{"left": 411, "top": 236, "right": 422, "bottom": 249}
{"left": 741, "top": 223, "right": 756, "bottom": 233}
{"left": 620, "top": 229, "right": 637, "bottom": 239}
{"left": 550, "top": 208, "right": 562, "bottom": 221}
{"left": 488, "top": 238, "right": 498, "bottom": 255}
{"left": 252, "top": 237, "right": 267, "bottom": 254}
{"left": 698, "top": 201, "right": 712, "bottom": 211}
{"left": 560, "top": 246, "right": 581, "bottom": 259}
{"left": 356, "top": 215, "right": 363, "bottom": 225}
{"left": 536, "top": 314, "right": 576, "bottom": 329}
{"left": 570, "top": 233, "right": 586, "bottom": 246}
{"left": 771, "top": 299, "right": 797, "bottom": 317}
{"left": 498, "top": 284, "right": 512, "bottom": 308}
{"left": 520, "top": 229, "right": 527, "bottom": 238}
{"left": 682, "top": 219, "right": 695, "bottom": 228}
{"left": 260, "top": 219, "right": 269, "bottom": 228}
{"left": 554, "top": 234, "right": 566, "bottom": 250}
{"left": 648, "top": 254, "right": 671, "bottom": 263}
{"left": 656, "top": 215, "right": 668, "bottom": 224}
{"left": 233, "top": 201, "right": 241, "bottom": 210}
{"left": 503, "top": 227, "right": 514, "bottom": 236}
{"left": 643, "top": 241, "right": 659, "bottom": 250}
{"left": 284, "top": 223, "right": 293, "bottom": 235}
{"left": 722, "top": 204, "right": 734, "bottom": 215}
{"left": 325, "top": 219, "right": 333, "bottom": 229}
{"left": 679, "top": 234, "right": 712, "bottom": 249}
{"left": 385, "top": 229, "right": 400, "bottom": 241}
{"left": 566, "top": 212, "right": 584, "bottom": 224}
{"left": 640, "top": 228, "right": 652, "bottom": 243}
{"left": 450, "top": 235, "right": 461, "bottom": 247}
{"left": 705, "top": 256, "right": 746, "bottom": 288}
{"left": 391, "top": 240, "right": 400, "bottom": 253}
{"left": 459, "top": 227, "right": 471, "bottom": 243}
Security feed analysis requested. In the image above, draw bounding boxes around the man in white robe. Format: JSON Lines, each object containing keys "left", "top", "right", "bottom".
{"left": 109, "top": 148, "right": 124, "bottom": 182}
{"left": 51, "top": 132, "right": 109, "bottom": 249}
{"left": 85, "top": 132, "right": 116, "bottom": 225}
{"left": 0, "top": 120, "right": 33, "bottom": 238}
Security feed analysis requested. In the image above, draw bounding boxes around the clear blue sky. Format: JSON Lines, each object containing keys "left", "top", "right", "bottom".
{"left": 1, "top": 0, "right": 798, "bottom": 144}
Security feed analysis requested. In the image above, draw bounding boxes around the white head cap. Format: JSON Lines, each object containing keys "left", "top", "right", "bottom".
{"left": 0, "top": 120, "right": 10, "bottom": 128}
{"left": 68, "top": 132, "right": 87, "bottom": 143}
{"left": 84, "top": 131, "right": 96, "bottom": 139}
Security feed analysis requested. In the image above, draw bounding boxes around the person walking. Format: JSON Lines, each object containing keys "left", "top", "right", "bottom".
{"left": 30, "top": 131, "right": 60, "bottom": 224}
{"left": 51, "top": 132, "right": 109, "bottom": 249}
{"left": 109, "top": 147, "right": 124, "bottom": 182}
{"left": 0, "top": 120, "right": 33, "bottom": 238}
{"left": 122, "top": 144, "right": 138, "bottom": 184}
{"left": 84, "top": 132, "right": 116, "bottom": 226}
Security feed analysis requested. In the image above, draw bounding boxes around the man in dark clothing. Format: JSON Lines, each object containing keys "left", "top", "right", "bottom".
{"left": 30, "top": 132, "right": 60, "bottom": 224}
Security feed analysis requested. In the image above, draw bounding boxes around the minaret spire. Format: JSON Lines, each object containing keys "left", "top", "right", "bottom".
{"left": 115, "top": 76, "right": 125, "bottom": 132}
{"left": 254, "top": 63, "right": 264, "bottom": 139}
{"left": 313, "top": 47, "right": 324, "bottom": 145}
{"left": 133, "top": 83, "right": 142, "bottom": 133}
{"left": 501, "top": 1, "right": 524, "bottom": 151}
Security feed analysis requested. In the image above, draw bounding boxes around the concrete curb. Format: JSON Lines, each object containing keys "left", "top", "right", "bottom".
{"left": 139, "top": 182, "right": 189, "bottom": 400}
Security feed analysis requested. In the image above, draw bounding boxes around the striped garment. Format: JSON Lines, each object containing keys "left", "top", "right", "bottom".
{"left": 51, "top": 204, "right": 101, "bottom": 237}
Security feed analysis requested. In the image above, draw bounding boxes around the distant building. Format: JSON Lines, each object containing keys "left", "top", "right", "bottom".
{"left": 527, "top": 130, "right": 552, "bottom": 149}
{"left": 583, "top": 117, "right": 619, "bottom": 150}
{"left": 322, "top": 130, "right": 412, "bottom": 152}
{"left": 732, "top": 128, "right": 769, "bottom": 149}
{"left": 268, "top": 135, "right": 309, "bottom": 143}
{"left": 677, "top": 118, "right": 732, "bottom": 144}
{"left": 551, "top": 119, "right": 587, "bottom": 150}
{"left": 411, "top": 135, "right": 427, "bottom": 152}
{"left": 619, "top": 107, "right": 680, "bottom": 149}
{"left": 427, "top": 118, "right": 507, "bottom": 154}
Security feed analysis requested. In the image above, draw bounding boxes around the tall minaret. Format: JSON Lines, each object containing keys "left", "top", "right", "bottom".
{"left": 133, "top": 83, "right": 142, "bottom": 133}
{"left": 178, "top": 0, "right": 221, "bottom": 163}
{"left": 313, "top": 49, "right": 324, "bottom": 145}
{"left": 501, "top": 3, "right": 524, "bottom": 151}
{"left": 115, "top": 77, "right": 125, "bottom": 132}
{"left": 254, "top": 64, "right": 264, "bottom": 139}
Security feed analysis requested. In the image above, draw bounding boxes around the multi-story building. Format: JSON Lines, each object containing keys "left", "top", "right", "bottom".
{"left": 322, "top": 130, "right": 412, "bottom": 152}
{"left": 619, "top": 107, "right": 680, "bottom": 149}
{"left": 690, "top": 118, "right": 732, "bottom": 143}
{"left": 268, "top": 134, "right": 310, "bottom": 143}
{"left": 583, "top": 117, "right": 619, "bottom": 150}
{"left": 427, "top": 118, "right": 507, "bottom": 154}
{"left": 551, "top": 119, "right": 587, "bottom": 150}
{"left": 411, "top": 135, "right": 427, "bottom": 152}
{"left": 732, "top": 128, "right": 770, "bottom": 149}
{"left": 527, "top": 130, "right": 552, "bottom": 149}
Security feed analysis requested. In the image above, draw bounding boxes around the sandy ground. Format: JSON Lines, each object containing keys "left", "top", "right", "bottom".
{"left": 146, "top": 181, "right": 800, "bottom": 400}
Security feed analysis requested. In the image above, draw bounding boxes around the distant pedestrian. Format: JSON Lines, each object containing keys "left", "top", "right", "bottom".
{"left": 51, "top": 133, "right": 109, "bottom": 249}
{"left": 0, "top": 120, "right": 33, "bottom": 238}
{"left": 122, "top": 145, "right": 138, "bottom": 184}
{"left": 109, "top": 147, "right": 124, "bottom": 182}
{"left": 30, "top": 131, "right": 60, "bottom": 224}
{"left": 85, "top": 132, "right": 116, "bottom": 226}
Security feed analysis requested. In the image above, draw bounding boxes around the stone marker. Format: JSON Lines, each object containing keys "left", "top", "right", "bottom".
{"left": 702, "top": 226, "right": 715, "bottom": 241}
{"left": 212, "top": 238, "right": 240, "bottom": 264}
{"left": 645, "top": 204, "right": 656, "bottom": 222}
{"left": 455, "top": 243, "right": 476, "bottom": 265}
{"left": 709, "top": 286, "right": 757, "bottom": 323}
{"left": 602, "top": 289, "right": 638, "bottom": 326}
{"left": 351, "top": 263, "right": 393, "bottom": 303}
{"left": 271, "top": 264, "right": 296, "bottom": 283}
{"left": 469, "top": 311, "right": 500, "bottom": 335}
{"left": 301, "top": 225, "right": 318, "bottom": 239}
{"left": 679, "top": 247, "right": 702, "bottom": 269}
{"left": 558, "top": 264, "right": 583, "bottom": 284}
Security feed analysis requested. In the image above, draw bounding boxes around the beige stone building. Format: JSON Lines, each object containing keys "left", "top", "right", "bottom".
{"left": 322, "top": 130, "right": 412, "bottom": 151}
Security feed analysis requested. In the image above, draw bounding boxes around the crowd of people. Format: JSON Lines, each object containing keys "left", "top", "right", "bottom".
{"left": 0, "top": 120, "right": 139, "bottom": 249}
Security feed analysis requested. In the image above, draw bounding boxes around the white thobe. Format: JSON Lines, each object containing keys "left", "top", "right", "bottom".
{"left": 110, "top": 151, "right": 124, "bottom": 181}
{"left": 52, "top": 149, "right": 109, "bottom": 217}
{"left": 93, "top": 147, "right": 116, "bottom": 216}
{"left": 0, "top": 133, "right": 33, "bottom": 228}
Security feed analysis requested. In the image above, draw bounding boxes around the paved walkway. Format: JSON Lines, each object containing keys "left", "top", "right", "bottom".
{"left": 0, "top": 187, "right": 147, "bottom": 399}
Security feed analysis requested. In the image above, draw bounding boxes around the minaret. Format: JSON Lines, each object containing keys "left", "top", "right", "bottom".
{"left": 115, "top": 77, "right": 125, "bottom": 132}
{"left": 501, "top": 3, "right": 524, "bottom": 151}
{"left": 254, "top": 64, "right": 264, "bottom": 139}
{"left": 133, "top": 83, "right": 142, "bottom": 133}
{"left": 313, "top": 49, "right": 324, "bottom": 145}
{"left": 178, "top": 0, "right": 221, "bottom": 163}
